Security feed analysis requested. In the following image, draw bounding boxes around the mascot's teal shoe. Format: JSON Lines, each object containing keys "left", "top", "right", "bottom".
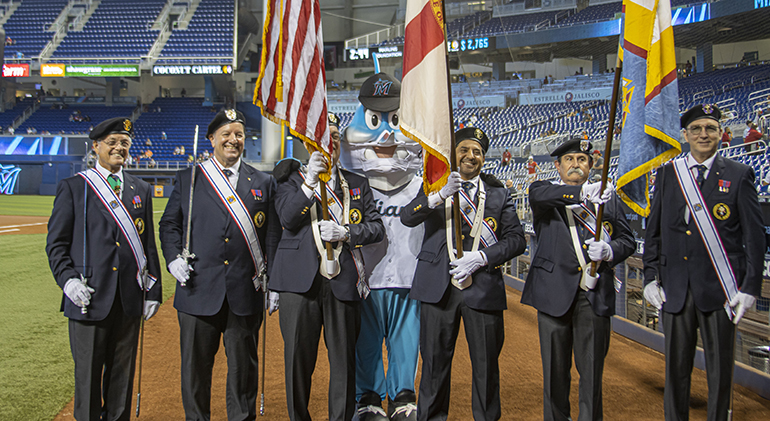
{"left": 388, "top": 390, "right": 417, "bottom": 421}
{"left": 356, "top": 391, "right": 388, "bottom": 421}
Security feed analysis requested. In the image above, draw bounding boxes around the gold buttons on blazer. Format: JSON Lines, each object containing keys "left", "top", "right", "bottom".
{"left": 225, "top": 238, "right": 229, "bottom": 243}
{"left": 683, "top": 256, "right": 688, "bottom": 261}
{"left": 686, "top": 230, "right": 692, "bottom": 236}
{"left": 414, "top": 204, "right": 422, "bottom": 211}
{"left": 224, "top": 260, "right": 229, "bottom": 265}
{"left": 116, "top": 241, "right": 120, "bottom": 247}
{"left": 578, "top": 266, "right": 583, "bottom": 271}
{"left": 583, "top": 244, "right": 587, "bottom": 249}
{"left": 113, "top": 267, "right": 118, "bottom": 271}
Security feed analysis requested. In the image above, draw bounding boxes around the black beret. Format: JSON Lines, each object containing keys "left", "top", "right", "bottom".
{"left": 207, "top": 109, "right": 245, "bottom": 138}
{"left": 273, "top": 157, "right": 302, "bottom": 182}
{"left": 328, "top": 112, "right": 341, "bottom": 128}
{"left": 550, "top": 137, "right": 593, "bottom": 157}
{"left": 680, "top": 104, "right": 721, "bottom": 129}
{"left": 359, "top": 73, "right": 401, "bottom": 112}
{"left": 455, "top": 127, "right": 489, "bottom": 154}
{"left": 89, "top": 117, "right": 134, "bottom": 140}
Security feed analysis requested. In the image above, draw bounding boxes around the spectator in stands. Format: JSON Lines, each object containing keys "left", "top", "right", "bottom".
{"left": 762, "top": 170, "right": 770, "bottom": 188}
{"left": 685, "top": 60, "right": 692, "bottom": 75}
{"left": 590, "top": 150, "right": 604, "bottom": 182}
{"left": 145, "top": 138, "right": 153, "bottom": 147}
{"left": 88, "top": 125, "right": 94, "bottom": 133}
{"left": 743, "top": 120, "right": 752, "bottom": 138}
{"left": 5, "top": 36, "right": 13, "bottom": 46}
{"left": 180, "top": 88, "right": 186, "bottom": 98}
{"left": 187, "top": 154, "right": 194, "bottom": 163}
{"left": 148, "top": 158, "right": 156, "bottom": 168}
{"left": 144, "top": 150, "right": 153, "bottom": 159}
{"left": 527, "top": 156, "right": 539, "bottom": 183}
{"left": 643, "top": 103, "right": 764, "bottom": 421}
{"left": 744, "top": 123, "right": 762, "bottom": 154}
{"left": 174, "top": 146, "right": 180, "bottom": 155}
{"left": 8, "top": 127, "right": 14, "bottom": 135}
{"left": 69, "top": 114, "right": 75, "bottom": 122}
{"left": 502, "top": 148, "right": 512, "bottom": 166}
{"left": 161, "top": 131, "right": 167, "bottom": 140}
{"left": 180, "top": 145, "right": 185, "bottom": 155}
{"left": 543, "top": 75, "right": 548, "bottom": 85}
{"left": 721, "top": 127, "right": 732, "bottom": 148}
{"left": 581, "top": 131, "right": 589, "bottom": 140}
{"left": 505, "top": 179, "right": 514, "bottom": 189}
{"left": 203, "top": 150, "right": 210, "bottom": 160}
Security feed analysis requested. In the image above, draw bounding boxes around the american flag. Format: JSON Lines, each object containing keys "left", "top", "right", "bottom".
{"left": 399, "top": 0, "right": 452, "bottom": 195}
{"left": 254, "top": 0, "right": 332, "bottom": 163}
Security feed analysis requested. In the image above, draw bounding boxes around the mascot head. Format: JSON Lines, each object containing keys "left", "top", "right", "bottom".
{"left": 339, "top": 73, "right": 422, "bottom": 191}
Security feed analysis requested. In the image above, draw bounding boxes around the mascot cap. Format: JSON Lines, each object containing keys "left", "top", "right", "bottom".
{"left": 550, "top": 137, "right": 592, "bottom": 157}
{"left": 90, "top": 117, "right": 134, "bottom": 140}
{"left": 455, "top": 127, "right": 489, "bottom": 154}
{"left": 207, "top": 109, "right": 245, "bottom": 138}
{"left": 359, "top": 73, "right": 401, "bottom": 112}
{"left": 680, "top": 104, "right": 721, "bottom": 129}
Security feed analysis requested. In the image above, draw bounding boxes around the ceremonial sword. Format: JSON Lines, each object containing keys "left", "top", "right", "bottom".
{"left": 260, "top": 274, "right": 267, "bottom": 416}
{"left": 135, "top": 267, "right": 148, "bottom": 417}
{"left": 80, "top": 141, "right": 90, "bottom": 314}
{"left": 177, "top": 125, "right": 199, "bottom": 285}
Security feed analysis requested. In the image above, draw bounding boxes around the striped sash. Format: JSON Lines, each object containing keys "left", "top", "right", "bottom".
{"left": 79, "top": 169, "right": 156, "bottom": 291}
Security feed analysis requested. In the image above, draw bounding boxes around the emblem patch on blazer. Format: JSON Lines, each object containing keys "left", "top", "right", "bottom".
{"left": 484, "top": 217, "right": 497, "bottom": 231}
{"left": 227, "top": 195, "right": 236, "bottom": 204}
{"left": 254, "top": 211, "right": 265, "bottom": 228}
{"left": 110, "top": 200, "right": 119, "bottom": 209}
{"left": 602, "top": 221, "right": 613, "bottom": 236}
{"left": 349, "top": 208, "right": 362, "bottom": 224}
{"left": 134, "top": 218, "right": 145, "bottom": 234}
{"left": 713, "top": 203, "right": 730, "bottom": 220}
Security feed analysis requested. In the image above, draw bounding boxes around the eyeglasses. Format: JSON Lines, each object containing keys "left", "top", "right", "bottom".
{"left": 101, "top": 138, "right": 132, "bottom": 148}
{"left": 686, "top": 125, "right": 719, "bottom": 135}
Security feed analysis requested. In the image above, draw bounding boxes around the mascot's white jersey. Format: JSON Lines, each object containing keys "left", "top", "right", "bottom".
{"left": 362, "top": 175, "right": 424, "bottom": 289}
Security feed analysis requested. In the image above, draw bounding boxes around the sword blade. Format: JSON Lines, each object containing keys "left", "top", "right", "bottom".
{"left": 180, "top": 125, "right": 199, "bottom": 286}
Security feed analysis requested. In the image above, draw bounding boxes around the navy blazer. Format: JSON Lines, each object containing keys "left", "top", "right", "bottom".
{"left": 269, "top": 168, "right": 385, "bottom": 302}
{"left": 643, "top": 155, "right": 765, "bottom": 313}
{"left": 159, "top": 161, "right": 281, "bottom": 317}
{"left": 46, "top": 172, "right": 162, "bottom": 321}
{"left": 521, "top": 181, "right": 635, "bottom": 318}
{"left": 400, "top": 176, "right": 526, "bottom": 311}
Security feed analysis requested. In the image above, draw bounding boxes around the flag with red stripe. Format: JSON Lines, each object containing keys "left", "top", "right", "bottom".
{"left": 254, "top": 0, "right": 331, "bottom": 162}
{"left": 616, "top": 0, "right": 680, "bottom": 216}
{"left": 400, "top": 0, "right": 451, "bottom": 195}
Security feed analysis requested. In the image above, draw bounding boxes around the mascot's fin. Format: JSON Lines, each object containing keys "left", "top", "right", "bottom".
{"left": 273, "top": 158, "right": 303, "bottom": 182}
{"left": 480, "top": 173, "right": 504, "bottom": 188}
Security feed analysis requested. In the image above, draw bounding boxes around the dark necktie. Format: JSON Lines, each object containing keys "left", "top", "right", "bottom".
{"left": 222, "top": 168, "right": 233, "bottom": 178}
{"left": 462, "top": 181, "right": 474, "bottom": 198}
{"left": 108, "top": 174, "right": 121, "bottom": 196}
{"left": 695, "top": 164, "right": 706, "bottom": 187}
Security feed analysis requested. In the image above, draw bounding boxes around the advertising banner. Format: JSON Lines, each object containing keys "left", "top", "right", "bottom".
{"left": 519, "top": 87, "right": 613, "bottom": 105}
{"left": 328, "top": 102, "right": 360, "bottom": 113}
{"left": 452, "top": 95, "right": 506, "bottom": 109}
{"left": 65, "top": 64, "right": 140, "bottom": 77}
{"left": 40, "top": 64, "right": 66, "bottom": 77}
{"left": 152, "top": 64, "right": 234, "bottom": 75}
{"left": 2, "top": 64, "right": 30, "bottom": 77}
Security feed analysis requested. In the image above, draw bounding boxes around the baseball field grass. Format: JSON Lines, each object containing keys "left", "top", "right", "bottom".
{"left": 0, "top": 195, "right": 170, "bottom": 421}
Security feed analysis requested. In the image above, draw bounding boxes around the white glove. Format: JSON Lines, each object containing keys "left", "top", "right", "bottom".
{"left": 429, "top": 171, "right": 463, "bottom": 208}
{"left": 581, "top": 181, "right": 614, "bottom": 204}
{"left": 268, "top": 291, "right": 280, "bottom": 315}
{"left": 585, "top": 238, "right": 613, "bottom": 262}
{"left": 64, "top": 278, "right": 95, "bottom": 307}
{"left": 319, "top": 220, "right": 348, "bottom": 242}
{"left": 643, "top": 282, "right": 667, "bottom": 310}
{"left": 144, "top": 300, "right": 160, "bottom": 320}
{"left": 168, "top": 257, "right": 193, "bottom": 284}
{"left": 729, "top": 292, "right": 756, "bottom": 324}
{"left": 305, "top": 151, "right": 328, "bottom": 188}
{"left": 449, "top": 251, "right": 487, "bottom": 281}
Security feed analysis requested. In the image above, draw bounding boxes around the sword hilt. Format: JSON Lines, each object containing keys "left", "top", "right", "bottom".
{"left": 260, "top": 393, "right": 265, "bottom": 416}
{"left": 80, "top": 275, "right": 88, "bottom": 314}
{"left": 176, "top": 249, "right": 196, "bottom": 287}
{"left": 135, "top": 393, "right": 141, "bottom": 417}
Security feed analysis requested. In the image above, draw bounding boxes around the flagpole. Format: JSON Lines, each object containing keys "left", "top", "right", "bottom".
{"left": 439, "top": 0, "right": 463, "bottom": 259}
{"left": 320, "top": 179, "right": 334, "bottom": 260}
{"left": 590, "top": 58, "right": 623, "bottom": 277}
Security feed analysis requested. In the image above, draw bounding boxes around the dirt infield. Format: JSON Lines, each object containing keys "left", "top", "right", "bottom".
{"left": 0, "top": 215, "right": 49, "bottom": 235}
{"left": 52, "top": 287, "right": 770, "bottom": 421}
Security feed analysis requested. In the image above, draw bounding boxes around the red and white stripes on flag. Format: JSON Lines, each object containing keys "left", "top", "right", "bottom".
{"left": 400, "top": 0, "right": 451, "bottom": 195}
{"left": 254, "top": 0, "right": 331, "bottom": 158}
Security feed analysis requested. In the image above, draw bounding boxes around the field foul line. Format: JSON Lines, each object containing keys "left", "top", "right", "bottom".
{"left": 0, "top": 222, "right": 48, "bottom": 229}
{"left": 0, "top": 228, "right": 21, "bottom": 233}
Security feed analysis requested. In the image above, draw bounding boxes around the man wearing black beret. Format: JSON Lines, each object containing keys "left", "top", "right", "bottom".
{"left": 643, "top": 104, "right": 764, "bottom": 420}
{"left": 160, "top": 109, "right": 282, "bottom": 420}
{"left": 46, "top": 117, "right": 163, "bottom": 420}
{"left": 401, "top": 127, "right": 526, "bottom": 420}
{"left": 521, "top": 137, "right": 635, "bottom": 421}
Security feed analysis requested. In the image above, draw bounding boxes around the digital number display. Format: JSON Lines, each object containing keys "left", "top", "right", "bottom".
{"left": 347, "top": 48, "right": 370, "bottom": 61}
{"left": 449, "top": 37, "right": 491, "bottom": 53}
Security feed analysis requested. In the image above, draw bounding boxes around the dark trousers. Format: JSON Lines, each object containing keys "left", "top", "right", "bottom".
{"left": 663, "top": 291, "right": 735, "bottom": 421}
{"left": 279, "top": 273, "right": 361, "bottom": 421}
{"left": 69, "top": 294, "right": 141, "bottom": 421}
{"left": 417, "top": 285, "right": 505, "bottom": 421}
{"left": 537, "top": 292, "right": 611, "bottom": 421}
{"left": 178, "top": 299, "right": 262, "bottom": 421}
